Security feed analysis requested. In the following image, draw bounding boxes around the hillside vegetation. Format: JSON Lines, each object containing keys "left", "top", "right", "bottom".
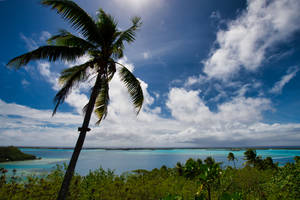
{"left": 0, "top": 146, "right": 36, "bottom": 162}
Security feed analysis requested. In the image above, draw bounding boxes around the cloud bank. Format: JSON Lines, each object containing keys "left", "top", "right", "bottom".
{"left": 1, "top": 53, "right": 300, "bottom": 147}
{"left": 1, "top": 86, "right": 300, "bottom": 147}
{"left": 203, "top": 0, "right": 300, "bottom": 80}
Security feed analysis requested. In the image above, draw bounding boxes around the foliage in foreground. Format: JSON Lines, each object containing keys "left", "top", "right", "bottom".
{"left": 0, "top": 151, "right": 299, "bottom": 200}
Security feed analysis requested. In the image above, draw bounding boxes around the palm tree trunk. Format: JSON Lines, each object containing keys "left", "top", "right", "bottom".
{"left": 57, "top": 73, "right": 103, "bottom": 200}
{"left": 207, "top": 185, "right": 211, "bottom": 200}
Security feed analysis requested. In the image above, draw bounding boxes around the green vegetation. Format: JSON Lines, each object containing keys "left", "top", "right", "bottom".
{"left": 0, "top": 146, "right": 36, "bottom": 162}
{"left": 0, "top": 150, "right": 299, "bottom": 199}
{"left": 227, "top": 152, "right": 237, "bottom": 168}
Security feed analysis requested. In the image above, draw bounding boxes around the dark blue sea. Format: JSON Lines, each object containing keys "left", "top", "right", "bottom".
{"left": 1, "top": 148, "right": 299, "bottom": 177}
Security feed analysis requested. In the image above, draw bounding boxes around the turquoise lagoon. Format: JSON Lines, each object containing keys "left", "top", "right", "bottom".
{"left": 0, "top": 148, "right": 299, "bottom": 176}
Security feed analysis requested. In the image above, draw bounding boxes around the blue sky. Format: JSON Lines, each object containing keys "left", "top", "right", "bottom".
{"left": 1, "top": 0, "right": 300, "bottom": 147}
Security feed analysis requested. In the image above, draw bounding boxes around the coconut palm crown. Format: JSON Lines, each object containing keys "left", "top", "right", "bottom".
{"left": 7, "top": 0, "right": 144, "bottom": 122}
{"left": 227, "top": 152, "right": 236, "bottom": 168}
{"left": 227, "top": 152, "right": 235, "bottom": 162}
{"left": 7, "top": 1, "right": 144, "bottom": 199}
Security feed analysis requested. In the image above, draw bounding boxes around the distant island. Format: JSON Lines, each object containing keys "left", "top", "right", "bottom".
{"left": 0, "top": 146, "right": 37, "bottom": 162}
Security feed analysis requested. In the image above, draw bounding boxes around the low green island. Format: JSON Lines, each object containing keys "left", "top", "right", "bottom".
{"left": 0, "top": 146, "right": 37, "bottom": 162}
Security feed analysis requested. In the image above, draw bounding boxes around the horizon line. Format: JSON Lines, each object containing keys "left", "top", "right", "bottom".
{"left": 1, "top": 145, "right": 299, "bottom": 150}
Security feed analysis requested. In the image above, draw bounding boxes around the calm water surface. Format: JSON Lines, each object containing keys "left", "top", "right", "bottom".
{"left": 1, "top": 148, "right": 299, "bottom": 176}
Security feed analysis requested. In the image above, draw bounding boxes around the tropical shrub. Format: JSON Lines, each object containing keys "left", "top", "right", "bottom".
{"left": 0, "top": 155, "right": 299, "bottom": 200}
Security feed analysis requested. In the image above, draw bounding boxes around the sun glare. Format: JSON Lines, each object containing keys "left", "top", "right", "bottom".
{"left": 113, "top": 0, "right": 162, "bottom": 12}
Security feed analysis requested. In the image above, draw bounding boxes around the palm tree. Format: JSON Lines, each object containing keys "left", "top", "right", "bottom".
{"left": 175, "top": 162, "right": 183, "bottom": 176}
{"left": 204, "top": 156, "right": 215, "bottom": 166}
{"left": 227, "top": 152, "right": 236, "bottom": 168}
{"left": 244, "top": 149, "right": 257, "bottom": 166}
{"left": 7, "top": 1, "right": 144, "bottom": 199}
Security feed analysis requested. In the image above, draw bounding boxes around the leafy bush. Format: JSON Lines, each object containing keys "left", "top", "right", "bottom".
{"left": 0, "top": 154, "right": 299, "bottom": 200}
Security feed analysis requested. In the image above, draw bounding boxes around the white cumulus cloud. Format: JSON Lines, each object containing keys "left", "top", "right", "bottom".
{"left": 1, "top": 86, "right": 300, "bottom": 147}
{"left": 203, "top": 0, "right": 300, "bottom": 80}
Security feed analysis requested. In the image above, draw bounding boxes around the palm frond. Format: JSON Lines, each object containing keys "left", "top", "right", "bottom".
{"left": 94, "top": 78, "right": 110, "bottom": 125}
{"left": 96, "top": 9, "right": 118, "bottom": 47}
{"left": 112, "top": 17, "right": 141, "bottom": 58}
{"left": 53, "top": 60, "right": 95, "bottom": 115}
{"left": 117, "top": 63, "right": 143, "bottom": 114}
{"left": 7, "top": 46, "right": 85, "bottom": 69}
{"left": 41, "top": 0, "right": 102, "bottom": 45}
{"left": 115, "top": 16, "right": 141, "bottom": 43}
{"left": 58, "top": 59, "right": 95, "bottom": 84}
{"left": 111, "top": 41, "right": 124, "bottom": 59}
{"left": 88, "top": 50, "right": 102, "bottom": 58}
{"left": 47, "top": 29, "right": 96, "bottom": 50}
{"left": 107, "top": 60, "right": 116, "bottom": 81}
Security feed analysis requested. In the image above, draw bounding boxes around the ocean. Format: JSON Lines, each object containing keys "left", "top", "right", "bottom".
{"left": 0, "top": 148, "right": 299, "bottom": 177}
